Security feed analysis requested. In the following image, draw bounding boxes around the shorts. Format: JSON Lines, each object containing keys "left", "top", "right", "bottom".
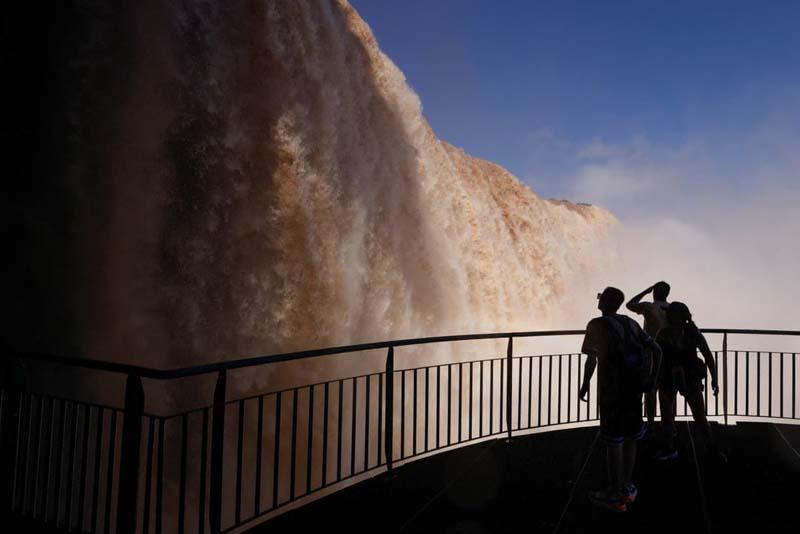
{"left": 659, "top": 365, "right": 703, "bottom": 396}
{"left": 599, "top": 397, "right": 645, "bottom": 445}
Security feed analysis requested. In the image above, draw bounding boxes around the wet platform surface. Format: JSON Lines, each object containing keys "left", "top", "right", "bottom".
{"left": 259, "top": 422, "right": 800, "bottom": 533}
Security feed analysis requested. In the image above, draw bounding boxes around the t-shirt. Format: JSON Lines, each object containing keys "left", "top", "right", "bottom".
{"left": 582, "top": 314, "right": 653, "bottom": 408}
{"left": 628, "top": 300, "right": 669, "bottom": 337}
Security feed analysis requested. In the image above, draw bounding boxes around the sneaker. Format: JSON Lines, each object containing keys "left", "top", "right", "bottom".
{"left": 654, "top": 448, "right": 679, "bottom": 461}
{"left": 589, "top": 489, "right": 627, "bottom": 512}
{"left": 621, "top": 483, "right": 638, "bottom": 504}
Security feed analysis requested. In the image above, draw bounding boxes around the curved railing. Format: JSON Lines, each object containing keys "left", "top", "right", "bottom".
{"left": 1, "top": 328, "right": 798, "bottom": 533}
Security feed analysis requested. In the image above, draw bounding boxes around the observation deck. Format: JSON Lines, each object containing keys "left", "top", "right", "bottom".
{"left": 1, "top": 328, "right": 798, "bottom": 533}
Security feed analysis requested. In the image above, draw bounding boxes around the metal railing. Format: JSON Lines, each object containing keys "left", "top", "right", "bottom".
{"left": 1, "top": 328, "right": 798, "bottom": 533}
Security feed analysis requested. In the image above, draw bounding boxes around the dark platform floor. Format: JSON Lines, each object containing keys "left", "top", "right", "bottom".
{"left": 259, "top": 422, "right": 800, "bottom": 533}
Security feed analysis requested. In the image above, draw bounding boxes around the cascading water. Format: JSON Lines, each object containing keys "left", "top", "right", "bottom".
{"left": 6, "top": 0, "right": 612, "bottom": 379}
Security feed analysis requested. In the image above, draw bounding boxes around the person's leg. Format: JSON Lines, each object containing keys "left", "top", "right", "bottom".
{"left": 659, "top": 388, "right": 677, "bottom": 451}
{"left": 623, "top": 438, "right": 637, "bottom": 486}
{"left": 606, "top": 442, "right": 624, "bottom": 495}
{"left": 686, "top": 387, "right": 713, "bottom": 446}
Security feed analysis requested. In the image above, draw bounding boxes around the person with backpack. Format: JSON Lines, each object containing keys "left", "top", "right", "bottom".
{"left": 579, "top": 287, "right": 662, "bottom": 512}
{"left": 626, "top": 281, "right": 671, "bottom": 429}
{"left": 653, "top": 302, "right": 719, "bottom": 460}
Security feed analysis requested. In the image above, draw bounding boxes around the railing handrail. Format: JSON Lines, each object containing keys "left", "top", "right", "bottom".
{"left": 7, "top": 328, "right": 800, "bottom": 380}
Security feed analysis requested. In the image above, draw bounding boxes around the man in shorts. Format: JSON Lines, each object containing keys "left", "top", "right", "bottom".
{"left": 579, "top": 287, "right": 662, "bottom": 512}
{"left": 626, "top": 281, "right": 670, "bottom": 428}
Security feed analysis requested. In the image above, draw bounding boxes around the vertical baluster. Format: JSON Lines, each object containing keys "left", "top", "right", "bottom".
{"left": 378, "top": 373, "right": 383, "bottom": 465}
{"left": 308, "top": 386, "right": 315, "bottom": 490}
{"left": 744, "top": 350, "right": 751, "bottom": 416}
{"left": 199, "top": 409, "right": 209, "bottom": 534}
{"left": 384, "top": 347, "right": 392, "bottom": 473}
{"left": 527, "top": 358, "right": 533, "bottom": 427}
{"left": 291, "top": 388, "right": 299, "bottom": 498}
{"left": 447, "top": 364, "right": 452, "bottom": 446}
{"left": 142, "top": 417, "right": 155, "bottom": 534}
{"left": 33, "top": 396, "right": 50, "bottom": 519}
{"left": 349, "top": 380, "right": 356, "bottom": 475}
{"left": 274, "top": 391, "right": 283, "bottom": 509}
{"left": 364, "top": 378, "right": 369, "bottom": 469}
{"left": 570, "top": 354, "right": 576, "bottom": 423}
{"left": 117, "top": 373, "right": 144, "bottom": 534}
{"left": 322, "top": 384, "right": 329, "bottom": 485}
{"left": 255, "top": 397, "right": 263, "bottom": 515}
{"left": 517, "top": 357, "right": 523, "bottom": 431}
{"left": 413, "top": 370, "right": 418, "bottom": 455}
{"left": 336, "top": 381, "right": 342, "bottom": 482}
{"left": 722, "top": 334, "right": 728, "bottom": 425}
{"left": 756, "top": 352, "right": 761, "bottom": 416}
{"left": 209, "top": 370, "right": 226, "bottom": 534}
{"left": 548, "top": 356, "right": 553, "bottom": 426}
{"left": 400, "top": 371, "right": 405, "bottom": 459}
{"left": 89, "top": 407, "right": 104, "bottom": 534}
{"left": 55, "top": 401, "right": 70, "bottom": 526}
{"left": 537, "top": 358, "right": 543, "bottom": 426}
{"left": 506, "top": 337, "right": 513, "bottom": 440}
{"left": 768, "top": 352, "right": 773, "bottom": 418}
{"left": 23, "top": 395, "right": 41, "bottom": 515}
{"left": 235, "top": 400, "right": 244, "bottom": 524}
{"left": 178, "top": 413, "right": 189, "bottom": 534}
{"left": 424, "top": 368, "right": 429, "bottom": 451}
{"left": 64, "top": 402, "right": 80, "bottom": 530}
{"left": 479, "top": 362, "right": 484, "bottom": 437}
{"left": 489, "top": 360, "right": 494, "bottom": 435}
{"left": 103, "top": 410, "right": 118, "bottom": 534}
{"left": 76, "top": 403, "right": 91, "bottom": 532}
{"left": 557, "top": 355, "right": 563, "bottom": 425}
{"left": 436, "top": 367, "right": 440, "bottom": 450}
{"left": 458, "top": 362, "right": 473, "bottom": 443}
{"left": 578, "top": 355, "right": 584, "bottom": 423}
{"left": 734, "top": 351, "right": 739, "bottom": 416}
{"left": 780, "top": 353, "right": 785, "bottom": 419}
{"left": 155, "top": 418, "right": 164, "bottom": 534}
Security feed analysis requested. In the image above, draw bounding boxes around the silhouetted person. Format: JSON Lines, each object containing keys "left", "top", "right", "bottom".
{"left": 579, "top": 287, "right": 662, "bottom": 512}
{"left": 627, "top": 281, "right": 670, "bottom": 429}
{"left": 653, "top": 302, "right": 719, "bottom": 460}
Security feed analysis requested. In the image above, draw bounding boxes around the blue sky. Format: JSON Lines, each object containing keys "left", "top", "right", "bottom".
{"left": 350, "top": 0, "right": 800, "bottom": 204}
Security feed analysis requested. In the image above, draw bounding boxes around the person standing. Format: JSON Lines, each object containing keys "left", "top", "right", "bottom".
{"left": 579, "top": 287, "right": 662, "bottom": 512}
{"left": 653, "top": 302, "right": 719, "bottom": 460}
{"left": 626, "top": 281, "right": 671, "bottom": 428}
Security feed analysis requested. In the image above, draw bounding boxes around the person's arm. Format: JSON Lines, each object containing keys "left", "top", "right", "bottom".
{"left": 579, "top": 354, "right": 597, "bottom": 401}
{"left": 696, "top": 331, "right": 719, "bottom": 395}
{"left": 579, "top": 320, "right": 600, "bottom": 401}
{"left": 626, "top": 285, "right": 654, "bottom": 314}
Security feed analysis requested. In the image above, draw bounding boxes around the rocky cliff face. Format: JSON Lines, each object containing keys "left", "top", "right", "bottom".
{"left": 3, "top": 0, "right": 613, "bottom": 369}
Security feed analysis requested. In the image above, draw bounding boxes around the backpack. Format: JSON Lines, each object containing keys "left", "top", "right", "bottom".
{"left": 603, "top": 315, "right": 656, "bottom": 393}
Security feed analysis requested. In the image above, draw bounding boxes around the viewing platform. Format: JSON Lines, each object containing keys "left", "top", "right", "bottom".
{"left": 2, "top": 328, "right": 798, "bottom": 533}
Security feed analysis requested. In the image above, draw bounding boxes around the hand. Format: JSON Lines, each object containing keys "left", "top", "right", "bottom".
{"left": 579, "top": 382, "right": 590, "bottom": 402}
{"left": 711, "top": 380, "right": 719, "bottom": 396}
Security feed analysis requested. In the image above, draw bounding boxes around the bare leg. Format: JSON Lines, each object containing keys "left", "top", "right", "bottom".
{"left": 659, "top": 388, "right": 677, "bottom": 451}
{"left": 606, "top": 443, "right": 624, "bottom": 494}
{"left": 686, "top": 389, "right": 712, "bottom": 446}
{"left": 623, "top": 439, "right": 637, "bottom": 486}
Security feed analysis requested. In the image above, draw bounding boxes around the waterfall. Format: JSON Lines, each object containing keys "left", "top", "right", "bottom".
{"left": 5, "top": 0, "right": 613, "bottom": 374}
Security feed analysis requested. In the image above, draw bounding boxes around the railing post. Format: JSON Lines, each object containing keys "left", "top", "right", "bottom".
{"left": 722, "top": 332, "right": 728, "bottom": 426}
{"left": 506, "top": 336, "right": 513, "bottom": 441}
{"left": 117, "top": 373, "right": 144, "bottom": 534}
{"left": 210, "top": 370, "right": 227, "bottom": 534}
{"left": 384, "top": 346, "right": 394, "bottom": 473}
